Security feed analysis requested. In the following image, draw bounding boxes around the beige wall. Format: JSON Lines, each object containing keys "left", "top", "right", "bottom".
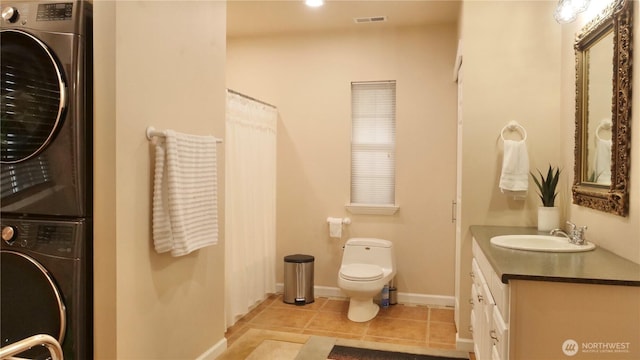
{"left": 93, "top": 1, "right": 227, "bottom": 358}
{"left": 458, "top": 0, "right": 564, "bottom": 340}
{"left": 227, "top": 24, "right": 458, "bottom": 296}
{"left": 93, "top": 1, "right": 116, "bottom": 357}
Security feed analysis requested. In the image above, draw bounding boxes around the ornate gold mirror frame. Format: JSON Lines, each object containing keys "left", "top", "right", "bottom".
{"left": 573, "top": 0, "right": 633, "bottom": 216}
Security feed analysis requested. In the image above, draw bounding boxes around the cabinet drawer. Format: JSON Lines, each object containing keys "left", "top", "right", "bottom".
{"left": 470, "top": 285, "right": 482, "bottom": 338}
{"left": 491, "top": 306, "right": 509, "bottom": 360}
{"left": 470, "top": 308, "right": 477, "bottom": 341}
{"left": 471, "top": 258, "right": 484, "bottom": 289}
{"left": 490, "top": 270, "right": 509, "bottom": 322}
{"left": 482, "top": 282, "right": 495, "bottom": 337}
{"left": 471, "top": 284, "right": 478, "bottom": 309}
{"left": 472, "top": 239, "right": 493, "bottom": 283}
{"left": 481, "top": 281, "right": 495, "bottom": 307}
{"left": 473, "top": 238, "right": 510, "bottom": 321}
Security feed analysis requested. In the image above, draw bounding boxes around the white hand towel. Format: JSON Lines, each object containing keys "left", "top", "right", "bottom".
{"left": 499, "top": 139, "right": 529, "bottom": 193}
{"left": 593, "top": 138, "right": 612, "bottom": 184}
{"left": 152, "top": 130, "right": 219, "bottom": 256}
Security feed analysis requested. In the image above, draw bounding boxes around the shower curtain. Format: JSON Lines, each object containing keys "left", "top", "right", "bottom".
{"left": 224, "top": 90, "right": 277, "bottom": 328}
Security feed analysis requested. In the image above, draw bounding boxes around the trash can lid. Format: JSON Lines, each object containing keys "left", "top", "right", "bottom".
{"left": 284, "top": 254, "right": 314, "bottom": 263}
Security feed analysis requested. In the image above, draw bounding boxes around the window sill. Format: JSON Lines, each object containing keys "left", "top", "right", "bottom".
{"left": 345, "top": 203, "right": 399, "bottom": 215}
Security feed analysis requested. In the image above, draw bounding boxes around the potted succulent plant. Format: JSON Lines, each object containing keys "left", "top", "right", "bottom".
{"left": 531, "top": 165, "right": 561, "bottom": 231}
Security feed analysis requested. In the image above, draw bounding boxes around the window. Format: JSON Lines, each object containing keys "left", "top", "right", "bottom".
{"left": 348, "top": 80, "right": 398, "bottom": 215}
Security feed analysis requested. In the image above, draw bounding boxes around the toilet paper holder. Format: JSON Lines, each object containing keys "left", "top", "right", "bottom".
{"left": 326, "top": 217, "right": 351, "bottom": 224}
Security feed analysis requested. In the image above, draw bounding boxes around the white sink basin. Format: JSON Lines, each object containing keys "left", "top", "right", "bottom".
{"left": 490, "top": 235, "right": 596, "bottom": 252}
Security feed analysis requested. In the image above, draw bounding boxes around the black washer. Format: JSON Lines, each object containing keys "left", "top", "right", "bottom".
{"left": 1, "top": 251, "right": 66, "bottom": 359}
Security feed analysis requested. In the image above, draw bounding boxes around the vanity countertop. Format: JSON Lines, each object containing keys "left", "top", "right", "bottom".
{"left": 470, "top": 225, "right": 640, "bottom": 286}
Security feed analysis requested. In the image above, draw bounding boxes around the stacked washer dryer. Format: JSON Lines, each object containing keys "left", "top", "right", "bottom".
{"left": 0, "top": 1, "right": 93, "bottom": 359}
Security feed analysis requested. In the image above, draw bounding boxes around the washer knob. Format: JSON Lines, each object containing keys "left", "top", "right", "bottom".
{"left": 1, "top": 7, "right": 19, "bottom": 23}
{"left": 2, "top": 225, "right": 17, "bottom": 243}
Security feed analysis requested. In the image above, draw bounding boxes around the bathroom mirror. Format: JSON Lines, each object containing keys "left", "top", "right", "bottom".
{"left": 573, "top": 0, "right": 632, "bottom": 216}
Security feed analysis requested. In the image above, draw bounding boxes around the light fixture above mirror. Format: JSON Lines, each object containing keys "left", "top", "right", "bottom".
{"left": 555, "top": 0, "right": 591, "bottom": 23}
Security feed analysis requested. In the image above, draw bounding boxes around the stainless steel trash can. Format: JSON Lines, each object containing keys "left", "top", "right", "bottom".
{"left": 283, "top": 254, "right": 314, "bottom": 305}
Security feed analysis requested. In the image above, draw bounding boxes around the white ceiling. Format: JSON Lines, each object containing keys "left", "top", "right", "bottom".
{"left": 227, "top": 0, "right": 462, "bottom": 38}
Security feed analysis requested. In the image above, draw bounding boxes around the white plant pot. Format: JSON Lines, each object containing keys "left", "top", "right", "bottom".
{"left": 537, "top": 206, "right": 560, "bottom": 232}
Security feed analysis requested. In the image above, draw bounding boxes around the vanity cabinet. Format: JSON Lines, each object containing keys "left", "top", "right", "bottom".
{"left": 470, "top": 239, "right": 508, "bottom": 360}
{"left": 469, "top": 228, "right": 640, "bottom": 360}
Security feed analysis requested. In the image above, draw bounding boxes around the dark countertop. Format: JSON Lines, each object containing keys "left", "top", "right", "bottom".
{"left": 470, "top": 225, "right": 640, "bottom": 286}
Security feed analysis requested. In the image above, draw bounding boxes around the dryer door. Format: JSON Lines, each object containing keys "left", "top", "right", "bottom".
{"left": 1, "top": 250, "right": 66, "bottom": 359}
{"left": 0, "top": 28, "right": 89, "bottom": 218}
{"left": 0, "top": 29, "right": 67, "bottom": 164}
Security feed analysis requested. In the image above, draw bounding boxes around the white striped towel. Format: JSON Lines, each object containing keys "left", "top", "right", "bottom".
{"left": 152, "top": 130, "right": 219, "bottom": 256}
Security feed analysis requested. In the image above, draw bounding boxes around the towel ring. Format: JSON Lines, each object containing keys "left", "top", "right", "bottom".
{"left": 595, "top": 119, "right": 612, "bottom": 142}
{"left": 500, "top": 121, "right": 527, "bottom": 142}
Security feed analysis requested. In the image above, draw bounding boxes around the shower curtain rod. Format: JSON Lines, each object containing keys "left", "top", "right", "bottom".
{"left": 227, "top": 89, "right": 277, "bottom": 109}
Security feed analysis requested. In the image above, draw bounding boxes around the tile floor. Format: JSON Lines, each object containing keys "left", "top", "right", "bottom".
{"left": 225, "top": 294, "right": 458, "bottom": 351}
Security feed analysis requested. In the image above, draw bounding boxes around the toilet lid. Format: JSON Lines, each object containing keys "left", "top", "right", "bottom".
{"left": 340, "top": 264, "right": 383, "bottom": 281}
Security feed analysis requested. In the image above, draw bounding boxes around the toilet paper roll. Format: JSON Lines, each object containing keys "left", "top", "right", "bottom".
{"left": 327, "top": 217, "right": 343, "bottom": 238}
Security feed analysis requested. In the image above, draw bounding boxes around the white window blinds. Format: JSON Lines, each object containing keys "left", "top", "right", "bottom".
{"left": 350, "top": 81, "right": 396, "bottom": 205}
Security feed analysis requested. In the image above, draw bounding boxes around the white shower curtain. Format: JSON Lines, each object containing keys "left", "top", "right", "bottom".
{"left": 225, "top": 90, "right": 277, "bottom": 328}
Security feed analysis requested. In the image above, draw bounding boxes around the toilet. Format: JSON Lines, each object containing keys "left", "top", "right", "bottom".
{"left": 337, "top": 238, "right": 396, "bottom": 322}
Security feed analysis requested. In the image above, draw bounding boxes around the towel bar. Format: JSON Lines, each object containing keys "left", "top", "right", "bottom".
{"left": 146, "top": 126, "right": 223, "bottom": 143}
{"left": 327, "top": 217, "right": 351, "bottom": 225}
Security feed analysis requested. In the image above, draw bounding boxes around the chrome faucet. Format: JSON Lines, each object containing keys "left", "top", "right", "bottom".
{"left": 550, "top": 221, "right": 588, "bottom": 245}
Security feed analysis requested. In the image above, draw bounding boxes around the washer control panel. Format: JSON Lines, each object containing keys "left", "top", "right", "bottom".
{"left": 36, "top": 2, "right": 73, "bottom": 21}
{"left": 0, "top": 219, "right": 83, "bottom": 258}
{"left": 1, "top": 1, "right": 86, "bottom": 34}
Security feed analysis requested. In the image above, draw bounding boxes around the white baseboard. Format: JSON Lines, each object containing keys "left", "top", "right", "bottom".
{"left": 310, "top": 285, "right": 348, "bottom": 298}
{"left": 455, "top": 334, "right": 474, "bottom": 352}
{"left": 275, "top": 283, "right": 455, "bottom": 307}
{"left": 397, "top": 292, "right": 454, "bottom": 307}
{"left": 197, "top": 337, "right": 226, "bottom": 360}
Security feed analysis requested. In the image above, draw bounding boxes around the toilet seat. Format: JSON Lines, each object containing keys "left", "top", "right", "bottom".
{"left": 339, "top": 264, "right": 383, "bottom": 281}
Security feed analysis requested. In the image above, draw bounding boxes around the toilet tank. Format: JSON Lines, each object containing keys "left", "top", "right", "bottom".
{"left": 342, "top": 238, "right": 395, "bottom": 270}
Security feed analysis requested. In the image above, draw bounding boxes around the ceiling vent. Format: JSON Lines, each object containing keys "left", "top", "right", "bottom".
{"left": 353, "top": 16, "right": 387, "bottom": 24}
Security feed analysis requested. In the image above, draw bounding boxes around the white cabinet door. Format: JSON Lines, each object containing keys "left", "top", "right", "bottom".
{"left": 492, "top": 306, "right": 509, "bottom": 360}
